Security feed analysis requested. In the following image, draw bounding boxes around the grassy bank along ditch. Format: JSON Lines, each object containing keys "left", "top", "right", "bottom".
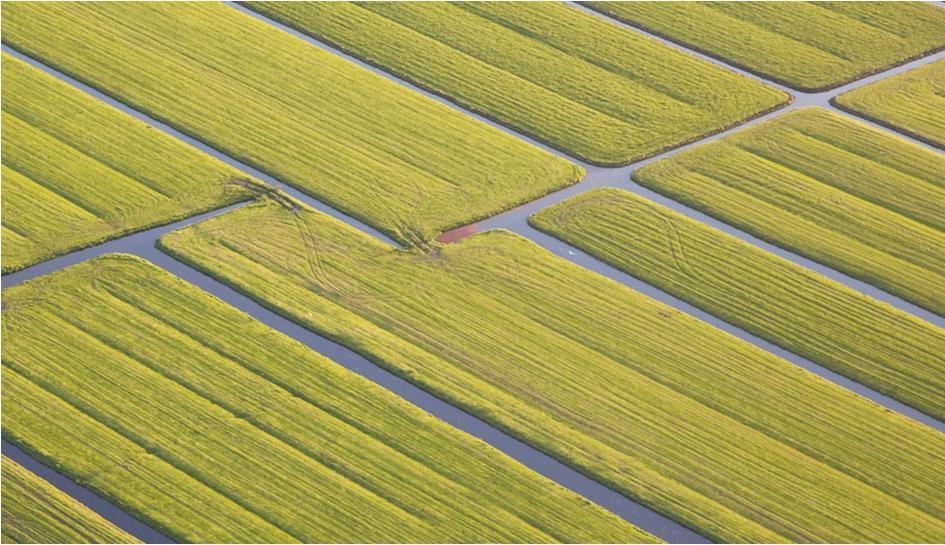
{"left": 834, "top": 59, "right": 945, "bottom": 149}
{"left": 1, "top": 457, "right": 139, "bottom": 544}
{"left": 633, "top": 108, "right": 945, "bottom": 317}
{"left": 2, "top": 255, "right": 651, "bottom": 544}
{"left": 246, "top": 2, "right": 787, "bottom": 166}
{"left": 159, "top": 197, "right": 945, "bottom": 543}
{"left": 585, "top": 2, "right": 945, "bottom": 91}
{"left": 0, "top": 54, "right": 252, "bottom": 273}
{"left": 1, "top": 2, "right": 581, "bottom": 245}
{"left": 532, "top": 188, "right": 945, "bottom": 420}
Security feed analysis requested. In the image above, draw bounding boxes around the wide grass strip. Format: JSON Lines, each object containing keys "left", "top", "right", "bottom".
{"left": 584, "top": 2, "right": 945, "bottom": 91}
{"left": 1, "top": 3, "right": 580, "bottom": 245}
{"left": 1, "top": 456, "right": 139, "bottom": 544}
{"left": 834, "top": 59, "right": 945, "bottom": 149}
{"left": 532, "top": 188, "right": 945, "bottom": 420}
{"left": 633, "top": 107, "right": 945, "bottom": 317}
{"left": 0, "top": 54, "right": 252, "bottom": 274}
{"left": 160, "top": 197, "right": 945, "bottom": 543}
{"left": 1, "top": 254, "right": 650, "bottom": 544}
{"left": 244, "top": 2, "right": 787, "bottom": 166}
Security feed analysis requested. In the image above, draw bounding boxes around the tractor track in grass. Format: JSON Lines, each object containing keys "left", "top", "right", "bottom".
{"left": 225, "top": 3, "right": 945, "bottom": 329}
{"left": 3, "top": 5, "right": 945, "bottom": 542}
{"left": 4, "top": 235, "right": 709, "bottom": 543}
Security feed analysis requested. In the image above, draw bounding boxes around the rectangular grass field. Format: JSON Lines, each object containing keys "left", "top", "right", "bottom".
{"left": 834, "top": 58, "right": 945, "bottom": 149}
{"left": 159, "top": 196, "right": 945, "bottom": 543}
{"left": 585, "top": 2, "right": 945, "bottom": 91}
{"left": 531, "top": 188, "right": 945, "bottom": 420}
{"left": 633, "top": 107, "right": 945, "bottom": 317}
{"left": 1, "top": 54, "right": 252, "bottom": 273}
{"left": 1, "top": 2, "right": 581, "bottom": 245}
{"left": 246, "top": 2, "right": 787, "bottom": 166}
{"left": 2, "top": 254, "right": 648, "bottom": 544}
{"left": 1, "top": 457, "right": 139, "bottom": 544}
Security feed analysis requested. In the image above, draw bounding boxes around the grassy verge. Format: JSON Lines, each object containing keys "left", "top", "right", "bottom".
{"left": 245, "top": 2, "right": 787, "bottom": 166}
{"left": 584, "top": 2, "right": 945, "bottom": 91}
{"left": 2, "top": 254, "right": 649, "bottom": 544}
{"left": 1, "top": 3, "right": 581, "bottom": 245}
{"left": 531, "top": 188, "right": 945, "bottom": 420}
{"left": 1, "top": 456, "right": 139, "bottom": 544}
{"left": 834, "top": 59, "right": 945, "bottom": 149}
{"left": 159, "top": 197, "right": 945, "bottom": 543}
{"left": 0, "top": 53, "right": 252, "bottom": 274}
{"left": 633, "top": 107, "right": 945, "bottom": 316}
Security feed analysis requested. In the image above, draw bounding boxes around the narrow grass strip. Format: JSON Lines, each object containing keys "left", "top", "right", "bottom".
{"left": 584, "top": 2, "right": 945, "bottom": 91}
{"left": 2, "top": 254, "right": 650, "bottom": 544}
{"left": 834, "top": 59, "right": 945, "bottom": 149}
{"left": 1, "top": 2, "right": 580, "bottom": 245}
{"left": 633, "top": 107, "right": 945, "bottom": 317}
{"left": 0, "top": 53, "right": 252, "bottom": 273}
{"left": 1, "top": 456, "right": 139, "bottom": 544}
{"left": 245, "top": 2, "right": 787, "bottom": 166}
{"left": 531, "top": 188, "right": 945, "bottom": 420}
{"left": 160, "top": 198, "right": 945, "bottom": 543}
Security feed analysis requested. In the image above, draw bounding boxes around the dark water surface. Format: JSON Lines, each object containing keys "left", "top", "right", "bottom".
{"left": 2, "top": 440, "right": 173, "bottom": 543}
{"left": 3, "top": 6, "right": 945, "bottom": 542}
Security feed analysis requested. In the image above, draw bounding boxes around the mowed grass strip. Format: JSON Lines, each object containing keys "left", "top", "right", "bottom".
{"left": 245, "top": 2, "right": 787, "bottom": 166}
{"left": 1, "top": 3, "right": 580, "bottom": 245}
{"left": 160, "top": 197, "right": 945, "bottom": 543}
{"left": 834, "top": 59, "right": 945, "bottom": 149}
{"left": 531, "top": 188, "right": 945, "bottom": 420}
{"left": 633, "top": 108, "right": 945, "bottom": 317}
{"left": 1, "top": 456, "right": 140, "bottom": 544}
{"left": 584, "top": 2, "right": 945, "bottom": 91}
{"left": 0, "top": 54, "right": 252, "bottom": 274}
{"left": 2, "top": 255, "right": 649, "bottom": 544}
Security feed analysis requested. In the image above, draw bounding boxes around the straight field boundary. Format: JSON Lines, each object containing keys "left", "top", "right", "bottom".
{"left": 3, "top": 5, "right": 945, "bottom": 541}
{"left": 1, "top": 442, "right": 167, "bottom": 543}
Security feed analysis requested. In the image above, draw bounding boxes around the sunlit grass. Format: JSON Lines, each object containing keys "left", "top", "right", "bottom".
{"left": 1, "top": 2, "right": 581, "bottom": 245}
{"left": 159, "top": 198, "right": 945, "bottom": 543}
{"left": 586, "top": 2, "right": 945, "bottom": 91}
{"left": 247, "top": 2, "right": 787, "bottom": 165}
{"left": 2, "top": 255, "right": 648, "bottom": 544}
{"left": 0, "top": 54, "right": 251, "bottom": 273}
{"left": 835, "top": 59, "right": 945, "bottom": 149}
{"left": 532, "top": 188, "right": 945, "bottom": 420}
{"left": 634, "top": 108, "right": 945, "bottom": 316}
{"left": 1, "top": 457, "right": 139, "bottom": 544}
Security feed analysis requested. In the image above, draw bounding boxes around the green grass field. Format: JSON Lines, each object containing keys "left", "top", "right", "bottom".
{"left": 633, "top": 108, "right": 945, "bottom": 317}
{"left": 159, "top": 197, "right": 945, "bottom": 543}
{"left": 1, "top": 457, "right": 139, "bottom": 544}
{"left": 246, "top": 2, "right": 787, "bottom": 166}
{"left": 531, "top": 188, "right": 945, "bottom": 420}
{"left": 0, "top": 54, "right": 252, "bottom": 273}
{"left": 834, "top": 59, "right": 945, "bottom": 149}
{"left": 584, "top": 2, "right": 945, "bottom": 91}
{"left": 2, "top": 254, "right": 649, "bottom": 544}
{"left": 1, "top": 3, "right": 580, "bottom": 246}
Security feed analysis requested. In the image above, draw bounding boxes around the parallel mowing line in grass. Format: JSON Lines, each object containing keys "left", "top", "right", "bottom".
{"left": 633, "top": 107, "right": 945, "bottom": 318}
{"left": 159, "top": 198, "right": 945, "bottom": 543}
{"left": 3, "top": 368, "right": 298, "bottom": 544}
{"left": 0, "top": 53, "right": 253, "bottom": 274}
{"left": 0, "top": 2, "right": 582, "bottom": 245}
{"left": 531, "top": 188, "right": 945, "bottom": 421}
{"left": 834, "top": 58, "right": 945, "bottom": 149}
{"left": 584, "top": 2, "right": 945, "bottom": 91}
{"left": 1, "top": 456, "right": 140, "bottom": 544}
{"left": 2, "top": 255, "right": 650, "bottom": 544}
{"left": 244, "top": 1, "right": 787, "bottom": 166}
